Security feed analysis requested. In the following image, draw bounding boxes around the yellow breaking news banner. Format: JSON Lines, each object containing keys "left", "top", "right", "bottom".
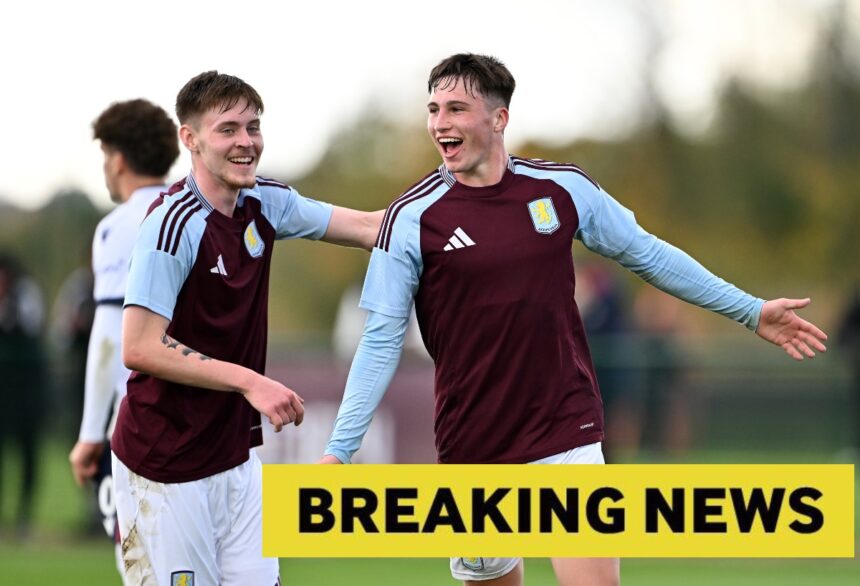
{"left": 262, "top": 464, "right": 854, "bottom": 558}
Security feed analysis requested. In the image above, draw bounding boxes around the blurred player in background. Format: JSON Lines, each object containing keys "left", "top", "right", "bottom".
{"left": 0, "top": 254, "right": 46, "bottom": 539}
{"left": 111, "top": 71, "right": 382, "bottom": 586}
{"left": 68, "top": 99, "right": 179, "bottom": 583}
{"left": 321, "top": 53, "right": 829, "bottom": 586}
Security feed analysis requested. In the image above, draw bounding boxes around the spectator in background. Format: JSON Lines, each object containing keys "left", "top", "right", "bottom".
{"left": 633, "top": 285, "right": 691, "bottom": 458}
{"left": 837, "top": 285, "right": 860, "bottom": 455}
{"left": 0, "top": 254, "right": 46, "bottom": 538}
{"left": 575, "top": 261, "right": 640, "bottom": 462}
{"left": 51, "top": 265, "right": 95, "bottom": 435}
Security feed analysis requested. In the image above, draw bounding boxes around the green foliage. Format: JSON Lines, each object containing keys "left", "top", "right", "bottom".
{"left": 0, "top": 189, "right": 100, "bottom": 309}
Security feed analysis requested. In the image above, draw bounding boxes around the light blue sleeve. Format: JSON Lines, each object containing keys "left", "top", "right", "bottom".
{"left": 613, "top": 226, "right": 764, "bottom": 330}
{"left": 123, "top": 208, "right": 199, "bottom": 321}
{"left": 324, "top": 205, "right": 422, "bottom": 462}
{"left": 570, "top": 176, "right": 764, "bottom": 331}
{"left": 258, "top": 184, "right": 333, "bottom": 240}
{"left": 325, "top": 310, "right": 409, "bottom": 463}
{"left": 357, "top": 212, "right": 423, "bottom": 319}
{"left": 358, "top": 248, "right": 420, "bottom": 319}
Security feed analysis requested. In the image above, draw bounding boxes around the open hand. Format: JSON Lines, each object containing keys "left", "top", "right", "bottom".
{"left": 756, "top": 298, "right": 828, "bottom": 360}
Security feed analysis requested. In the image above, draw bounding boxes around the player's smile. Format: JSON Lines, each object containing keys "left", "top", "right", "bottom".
{"left": 437, "top": 136, "right": 464, "bottom": 159}
{"left": 218, "top": 143, "right": 259, "bottom": 190}
{"left": 226, "top": 151, "right": 258, "bottom": 182}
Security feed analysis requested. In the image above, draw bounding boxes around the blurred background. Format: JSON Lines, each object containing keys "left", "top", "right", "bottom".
{"left": 1, "top": 0, "right": 858, "bottom": 583}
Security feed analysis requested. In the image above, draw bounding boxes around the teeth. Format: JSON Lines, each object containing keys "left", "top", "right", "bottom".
{"left": 230, "top": 157, "right": 253, "bottom": 164}
{"left": 438, "top": 138, "right": 462, "bottom": 144}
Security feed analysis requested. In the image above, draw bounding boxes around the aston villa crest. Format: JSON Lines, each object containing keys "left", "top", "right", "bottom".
{"left": 527, "top": 197, "right": 560, "bottom": 234}
{"left": 171, "top": 571, "right": 194, "bottom": 586}
{"left": 244, "top": 220, "right": 265, "bottom": 258}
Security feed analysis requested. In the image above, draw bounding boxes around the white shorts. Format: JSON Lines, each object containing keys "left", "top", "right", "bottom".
{"left": 449, "top": 442, "right": 605, "bottom": 582}
{"left": 112, "top": 450, "right": 279, "bottom": 586}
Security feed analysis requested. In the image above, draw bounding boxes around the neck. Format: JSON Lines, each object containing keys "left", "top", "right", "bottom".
{"left": 190, "top": 165, "right": 240, "bottom": 217}
{"left": 453, "top": 149, "right": 509, "bottom": 188}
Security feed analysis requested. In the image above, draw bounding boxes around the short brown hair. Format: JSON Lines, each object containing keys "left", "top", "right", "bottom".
{"left": 427, "top": 53, "right": 515, "bottom": 108}
{"left": 175, "top": 71, "right": 264, "bottom": 124}
{"left": 93, "top": 99, "right": 179, "bottom": 177}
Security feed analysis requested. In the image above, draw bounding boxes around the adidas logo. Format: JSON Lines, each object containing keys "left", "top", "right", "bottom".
{"left": 443, "top": 227, "right": 476, "bottom": 251}
{"left": 210, "top": 253, "right": 228, "bottom": 276}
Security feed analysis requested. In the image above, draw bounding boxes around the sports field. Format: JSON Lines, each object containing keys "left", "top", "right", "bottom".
{"left": 0, "top": 541, "right": 859, "bottom": 585}
{"left": 2, "top": 541, "right": 858, "bottom": 585}
{"left": 0, "top": 441, "right": 856, "bottom": 585}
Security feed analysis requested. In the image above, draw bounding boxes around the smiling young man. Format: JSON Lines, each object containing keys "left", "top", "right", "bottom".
{"left": 320, "top": 54, "right": 828, "bottom": 586}
{"left": 111, "top": 71, "right": 382, "bottom": 586}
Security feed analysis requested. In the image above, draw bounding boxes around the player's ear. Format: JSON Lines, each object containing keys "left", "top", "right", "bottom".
{"left": 103, "top": 146, "right": 124, "bottom": 176}
{"left": 179, "top": 124, "right": 199, "bottom": 153}
{"left": 113, "top": 151, "right": 128, "bottom": 175}
{"left": 494, "top": 107, "right": 509, "bottom": 134}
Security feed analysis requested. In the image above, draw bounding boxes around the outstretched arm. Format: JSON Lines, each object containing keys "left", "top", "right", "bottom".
{"left": 613, "top": 233, "right": 829, "bottom": 359}
{"left": 756, "top": 298, "right": 828, "bottom": 360}
{"left": 122, "top": 305, "right": 304, "bottom": 431}
{"left": 571, "top": 180, "right": 829, "bottom": 359}
{"left": 616, "top": 238, "right": 829, "bottom": 359}
{"left": 321, "top": 207, "right": 385, "bottom": 251}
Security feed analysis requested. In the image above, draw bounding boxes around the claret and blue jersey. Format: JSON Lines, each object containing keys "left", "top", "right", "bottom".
{"left": 327, "top": 156, "right": 764, "bottom": 465}
{"left": 113, "top": 174, "right": 332, "bottom": 483}
{"left": 363, "top": 157, "right": 625, "bottom": 464}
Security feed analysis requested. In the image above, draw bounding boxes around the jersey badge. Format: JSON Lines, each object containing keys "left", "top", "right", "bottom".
{"left": 461, "top": 557, "right": 485, "bottom": 571}
{"left": 527, "top": 197, "right": 560, "bottom": 234}
{"left": 171, "top": 571, "right": 194, "bottom": 586}
{"left": 244, "top": 220, "right": 265, "bottom": 258}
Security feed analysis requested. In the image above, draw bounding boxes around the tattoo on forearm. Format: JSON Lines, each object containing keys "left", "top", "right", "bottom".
{"left": 160, "top": 333, "right": 212, "bottom": 361}
{"left": 161, "top": 333, "right": 180, "bottom": 350}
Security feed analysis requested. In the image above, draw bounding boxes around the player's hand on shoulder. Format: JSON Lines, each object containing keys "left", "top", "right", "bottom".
{"left": 69, "top": 441, "right": 104, "bottom": 487}
{"left": 242, "top": 375, "right": 305, "bottom": 432}
{"left": 756, "top": 298, "right": 828, "bottom": 360}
